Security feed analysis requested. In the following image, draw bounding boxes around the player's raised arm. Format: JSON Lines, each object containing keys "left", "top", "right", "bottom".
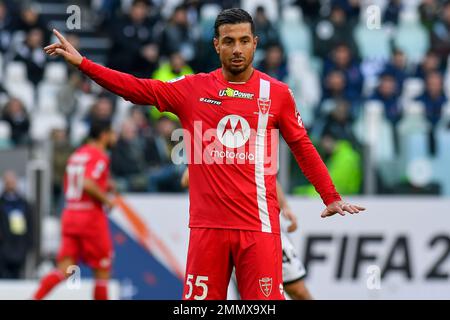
{"left": 279, "top": 89, "right": 365, "bottom": 218}
{"left": 44, "top": 29, "right": 188, "bottom": 113}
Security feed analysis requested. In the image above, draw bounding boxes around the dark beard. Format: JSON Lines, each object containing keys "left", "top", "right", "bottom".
{"left": 225, "top": 53, "right": 254, "bottom": 75}
{"left": 229, "top": 65, "right": 247, "bottom": 75}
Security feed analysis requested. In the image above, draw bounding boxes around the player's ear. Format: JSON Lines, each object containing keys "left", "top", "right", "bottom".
{"left": 253, "top": 35, "right": 258, "bottom": 51}
{"left": 213, "top": 37, "right": 220, "bottom": 54}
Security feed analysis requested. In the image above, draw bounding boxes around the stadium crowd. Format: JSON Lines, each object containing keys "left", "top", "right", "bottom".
{"left": 0, "top": 0, "right": 449, "bottom": 215}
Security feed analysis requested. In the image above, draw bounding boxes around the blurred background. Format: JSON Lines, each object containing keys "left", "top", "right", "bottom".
{"left": 0, "top": 0, "right": 449, "bottom": 299}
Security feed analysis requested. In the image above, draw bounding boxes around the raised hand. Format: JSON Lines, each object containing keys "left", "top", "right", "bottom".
{"left": 44, "top": 29, "right": 83, "bottom": 67}
{"left": 321, "top": 200, "right": 366, "bottom": 218}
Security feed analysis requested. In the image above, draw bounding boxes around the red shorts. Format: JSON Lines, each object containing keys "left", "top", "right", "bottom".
{"left": 57, "top": 217, "right": 113, "bottom": 271}
{"left": 182, "top": 228, "right": 284, "bottom": 300}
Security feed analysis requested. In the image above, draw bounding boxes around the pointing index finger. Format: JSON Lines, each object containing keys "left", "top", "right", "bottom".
{"left": 53, "top": 29, "right": 67, "bottom": 45}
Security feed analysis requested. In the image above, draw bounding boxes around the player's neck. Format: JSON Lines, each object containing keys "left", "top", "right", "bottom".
{"left": 221, "top": 66, "right": 254, "bottom": 83}
{"left": 88, "top": 140, "right": 106, "bottom": 153}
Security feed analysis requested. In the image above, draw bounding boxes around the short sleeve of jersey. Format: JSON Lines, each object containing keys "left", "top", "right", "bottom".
{"left": 279, "top": 88, "right": 307, "bottom": 143}
{"left": 150, "top": 75, "right": 193, "bottom": 116}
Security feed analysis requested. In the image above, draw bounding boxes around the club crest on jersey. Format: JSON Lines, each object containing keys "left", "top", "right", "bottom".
{"left": 259, "top": 277, "right": 273, "bottom": 297}
{"left": 295, "top": 109, "right": 304, "bottom": 128}
{"left": 257, "top": 98, "right": 271, "bottom": 114}
{"left": 219, "top": 87, "right": 254, "bottom": 100}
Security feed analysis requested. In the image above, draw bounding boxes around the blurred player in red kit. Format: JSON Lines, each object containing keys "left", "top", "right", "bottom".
{"left": 33, "top": 120, "right": 117, "bottom": 300}
{"left": 44, "top": 8, "right": 365, "bottom": 300}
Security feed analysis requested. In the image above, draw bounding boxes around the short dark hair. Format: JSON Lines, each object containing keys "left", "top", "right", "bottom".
{"left": 214, "top": 8, "right": 254, "bottom": 38}
{"left": 89, "top": 119, "right": 112, "bottom": 140}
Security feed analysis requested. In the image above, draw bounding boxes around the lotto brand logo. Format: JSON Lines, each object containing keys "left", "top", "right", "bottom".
{"left": 259, "top": 277, "right": 273, "bottom": 297}
{"left": 216, "top": 115, "right": 251, "bottom": 148}
{"left": 199, "top": 97, "right": 222, "bottom": 106}
{"left": 219, "top": 87, "right": 254, "bottom": 100}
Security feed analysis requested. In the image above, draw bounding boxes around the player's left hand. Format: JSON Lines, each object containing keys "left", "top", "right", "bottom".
{"left": 281, "top": 207, "right": 298, "bottom": 232}
{"left": 321, "top": 200, "right": 366, "bottom": 218}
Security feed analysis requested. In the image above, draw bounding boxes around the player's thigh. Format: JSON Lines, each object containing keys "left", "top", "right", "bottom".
{"left": 233, "top": 231, "right": 284, "bottom": 300}
{"left": 183, "top": 228, "right": 233, "bottom": 300}
{"left": 57, "top": 234, "right": 81, "bottom": 272}
{"left": 81, "top": 228, "right": 114, "bottom": 271}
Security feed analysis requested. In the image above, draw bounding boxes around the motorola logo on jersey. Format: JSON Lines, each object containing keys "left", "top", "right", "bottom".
{"left": 216, "top": 115, "right": 251, "bottom": 148}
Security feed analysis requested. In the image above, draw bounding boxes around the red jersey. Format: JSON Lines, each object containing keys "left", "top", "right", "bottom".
{"left": 79, "top": 58, "right": 341, "bottom": 234}
{"left": 62, "top": 143, "right": 110, "bottom": 235}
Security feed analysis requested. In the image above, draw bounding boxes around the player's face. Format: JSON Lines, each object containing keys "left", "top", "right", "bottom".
{"left": 214, "top": 23, "right": 257, "bottom": 75}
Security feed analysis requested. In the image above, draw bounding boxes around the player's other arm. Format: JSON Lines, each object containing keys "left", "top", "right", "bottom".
{"left": 276, "top": 180, "right": 297, "bottom": 232}
{"left": 279, "top": 89, "right": 365, "bottom": 218}
{"left": 44, "top": 29, "right": 169, "bottom": 108}
{"left": 83, "top": 178, "right": 114, "bottom": 211}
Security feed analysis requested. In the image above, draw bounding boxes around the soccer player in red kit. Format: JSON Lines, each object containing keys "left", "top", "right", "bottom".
{"left": 33, "top": 120, "right": 117, "bottom": 300}
{"left": 44, "top": 8, "right": 365, "bottom": 300}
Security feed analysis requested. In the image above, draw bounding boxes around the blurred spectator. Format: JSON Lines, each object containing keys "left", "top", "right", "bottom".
{"left": 160, "top": 5, "right": 196, "bottom": 62}
{"left": 151, "top": 52, "right": 193, "bottom": 121}
{"left": 129, "top": 105, "right": 152, "bottom": 137}
{"left": 50, "top": 128, "right": 73, "bottom": 215}
{"left": 415, "top": 71, "right": 447, "bottom": 154}
{"left": 146, "top": 116, "right": 185, "bottom": 192}
{"left": 1, "top": 98, "right": 30, "bottom": 146}
{"left": 257, "top": 43, "right": 288, "bottom": 81}
{"left": 16, "top": 3, "right": 49, "bottom": 43}
{"left": 381, "top": 49, "right": 409, "bottom": 94}
{"left": 430, "top": 1, "right": 450, "bottom": 63}
{"left": 111, "top": 119, "right": 148, "bottom": 192}
{"left": 370, "top": 73, "right": 402, "bottom": 125}
{"left": 294, "top": 134, "right": 362, "bottom": 195}
{"left": 331, "top": 0, "right": 361, "bottom": 22}
{"left": 420, "top": 0, "right": 442, "bottom": 32}
{"left": 253, "top": 6, "right": 279, "bottom": 51}
{"left": 415, "top": 71, "right": 447, "bottom": 127}
{"left": 322, "top": 99, "right": 358, "bottom": 145}
{"left": 0, "top": 171, "right": 33, "bottom": 279}
{"left": 152, "top": 51, "right": 193, "bottom": 81}
{"left": 323, "top": 43, "right": 363, "bottom": 101}
{"left": 0, "top": 0, "right": 17, "bottom": 54}
{"left": 313, "top": 4, "right": 359, "bottom": 59}
{"left": 183, "top": 0, "right": 202, "bottom": 27}
{"left": 383, "top": 0, "right": 402, "bottom": 26}
{"left": 84, "top": 95, "right": 115, "bottom": 125}
{"left": 321, "top": 70, "right": 349, "bottom": 103}
{"left": 13, "top": 28, "right": 47, "bottom": 86}
{"left": 414, "top": 49, "right": 445, "bottom": 79}
{"left": 108, "top": 0, "right": 160, "bottom": 76}
{"left": 92, "top": 0, "right": 122, "bottom": 29}
{"left": 293, "top": 0, "right": 321, "bottom": 24}
{"left": 57, "top": 72, "right": 83, "bottom": 121}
